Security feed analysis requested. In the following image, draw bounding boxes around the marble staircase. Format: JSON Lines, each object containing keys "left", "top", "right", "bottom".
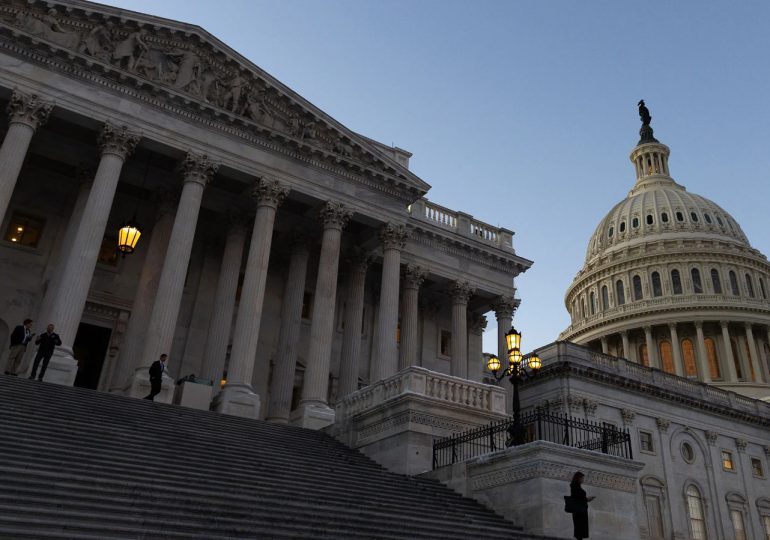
{"left": 0, "top": 375, "right": 548, "bottom": 539}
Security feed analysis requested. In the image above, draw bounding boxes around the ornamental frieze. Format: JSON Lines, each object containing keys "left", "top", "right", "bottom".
{"left": 0, "top": 1, "right": 425, "bottom": 199}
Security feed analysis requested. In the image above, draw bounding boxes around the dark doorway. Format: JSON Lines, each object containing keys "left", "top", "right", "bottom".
{"left": 72, "top": 323, "right": 112, "bottom": 389}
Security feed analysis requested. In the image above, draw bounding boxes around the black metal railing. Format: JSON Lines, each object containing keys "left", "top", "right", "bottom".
{"left": 432, "top": 408, "right": 633, "bottom": 469}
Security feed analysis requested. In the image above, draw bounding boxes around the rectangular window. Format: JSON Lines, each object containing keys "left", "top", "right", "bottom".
{"left": 752, "top": 457, "right": 764, "bottom": 477}
{"left": 639, "top": 431, "right": 654, "bottom": 453}
{"left": 730, "top": 510, "right": 747, "bottom": 540}
{"left": 97, "top": 236, "right": 119, "bottom": 267}
{"left": 439, "top": 330, "right": 452, "bottom": 357}
{"left": 722, "top": 450, "right": 734, "bottom": 471}
{"left": 3, "top": 212, "right": 45, "bottom": 248}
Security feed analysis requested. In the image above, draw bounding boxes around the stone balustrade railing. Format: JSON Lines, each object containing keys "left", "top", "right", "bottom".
{"left": 537, "top": 342, "right": 770, "bottom": 418}
{"left": 335, "top": 366, "right": 508, "bottom": 421}
{"left": 563, "top": 293, "right": 770, "bottom": 335}
{"left": 408, "top": 198, "right": 513, "bottom": 252}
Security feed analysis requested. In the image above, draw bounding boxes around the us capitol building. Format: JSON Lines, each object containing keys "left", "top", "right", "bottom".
{"left": 0, "top": 0, "right": 531, "bottom": 425}
{"left": 560, "top": 102, "right": 770, "bottom": 401}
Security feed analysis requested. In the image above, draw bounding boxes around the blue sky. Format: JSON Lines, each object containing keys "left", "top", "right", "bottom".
{"left": 102, "top": 0, "right": 770, "bottom": 355}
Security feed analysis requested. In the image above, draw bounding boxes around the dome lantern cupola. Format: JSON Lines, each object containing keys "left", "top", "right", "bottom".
{"left": 630, "top": 100, "right": 671, "bottom": 183}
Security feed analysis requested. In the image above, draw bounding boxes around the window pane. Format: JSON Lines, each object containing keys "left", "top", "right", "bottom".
{"left": 682, "top": 339, "right": 697, "bottom": 377}
{"left": 633, "top": 275, "right": 643, "bottom": 301}
{"left": 3, "top": 212, "right": 45, "bottom": 248}
{"left": 616, "top": 280, "right": 625, "bottom": 305}
{"left": 686, "top": 487, "right": 707, "bottom": 540}
{"left": 639, "top": 344, "right": 649, "bottom": 367}
{"left": 659, "top": 341, "right": 674, "bottom": 373}
{"left": 746, "top": 274, "right": 755, "bottom": 298}
{"left": 590, "top": 292, "right": 596, "bottom": 315}
{"left": 730, "top": 271, "right": 739, "bottom": 295}
{"left": 672, "top": 270, "right": 683, "bottom": 295}
{"left": 692, "top": 268, "right": 702, "bottom": 293}
{"left": 645, "top": 495, "right": 664, "bottom": 539}
{"left": 602, "top": 286, "right": 609, "bottom": 310}
{"left": 652, "top": 272, "right": 662, "bottom": 297}
{"left": 722, "top": 451, "right": 734, "bottom": 470}
{"left": 730, "top": 510, "right": 746, "bottom": 540}
{"left": 705, "top": 338, "right": 721, "bottom": 379}
{"left": 711, "top": 269, "right": 722, "bottom": 294}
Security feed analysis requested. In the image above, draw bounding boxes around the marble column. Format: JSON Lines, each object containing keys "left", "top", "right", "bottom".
{"left": 744, "top": 323, "right": 763, "bottom": 383}
{"left": 695, "top": 322, "right": 711, "bottom": 383}
{"left": 371, "top": 223, "right": 409, "bottom": 382}
{"left": 294, "top": 201, "right": 352, "bottom": 429}
{"left": 336, "top": 251, "right": 372, "bottom": 400}
{"left": 45, "top": 123, "right": 139, "bottom": 385}
{"left": 643, "top": 326, "right": 660, "bottom": 369}
{"left": 600, "top": 337, "right": 609, "bottom": 354}
{"left": 199, "top": 214, "right": 249, "bottom": 386}
{"left": 668, "top": 323, "right": 684, "bottom": 377}
{"left": 0, "top": 90, "right": 52, "bottom": 227}
{"left": 398, "top": 264, "right": 426, "bottom": 372}
{"left": 467, "top": 314, "right": 487, "bottom": 382}
{"left": 450, "top": 281, "right": 474, "bottom": 378}
{"left": 265, "top": 234, "right": 311, "bottom": 423}
{"left": 721, "top": 321, "right": 738, "bottom": 382}
{"left": 110, "top": 190, "right": 176, "bottom": 391}
{"left": 621, "top": 331, "right": 630, "bottom": 361}
{"left": 214, "top": 178, "right": 289, "bottom": 418}
{"left": 493, "top": 295, "right": 517, "bottom": 412}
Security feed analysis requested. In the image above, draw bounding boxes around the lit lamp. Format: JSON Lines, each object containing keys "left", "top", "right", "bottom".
{"left": 485, "top": 325, "right": 541, "bottom": 447}
{"left": 117, "top": 218, "right": 142, "bottom": 256}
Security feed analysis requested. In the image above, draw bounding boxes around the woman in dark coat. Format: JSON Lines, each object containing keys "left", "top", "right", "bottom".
{"left": 570, "top": 471, "right": 594, "bottom": 540}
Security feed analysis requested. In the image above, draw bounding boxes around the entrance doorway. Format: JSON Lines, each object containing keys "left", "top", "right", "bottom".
{"left": 72, "top": 323, "right": 112, "bottom": 389}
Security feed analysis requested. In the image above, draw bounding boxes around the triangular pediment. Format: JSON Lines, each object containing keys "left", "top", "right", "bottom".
{"left": 0, "top": 0, "right": 430, "bottom": 199}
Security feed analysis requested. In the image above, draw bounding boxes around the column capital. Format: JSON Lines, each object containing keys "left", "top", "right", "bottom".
{"left": 7, "top": 89, "right": 53, "bottom": 130}
{"left": 643, "top": 325, "right": 653, "bottom": 334}
{"left": 493, "top": 295, "right": 518, "bottom": 319}
{"left": 720, "top": 320, "right": 729, "bottom": 330}
{"left": 318, "top": 200, "right": 352, "bottom": 230}
{"left": 695, "top": 321, "right": 704, "bottom": 331}
{"left": 667, "top": 322, "right": 678, "bottom": 331}
{"left": 621, "top": 329, "right": 629, "bottom": 338}
{"left": 98, "top": 122, "right": 140, "bottom": 160}
{"left": 380, "top": 223, "right": 409, "bottom": 251}
{"left": 152, "top": 188, "right": 178, "bottom": 218}
{"left": 226, "top": 210, "right": 252, "bottom": 234}
{"left": 180, "top": 151, "right": 218, "bottom": 186}
{"left": 744, "top": 322, "right": 753, "bottom": 331}
{"left": 403, "top": 264, "right": 426, "bottom": 290}
{"left": 75, "top": 162, "right": 95, "bottom": 190}
{"left": 253, "top": 176, "right": 289, "bottom": 209}
{"left": 450, "top": 280, "right": 474, "bottom": 304}
{"left": 345, "top": 247, "right": 372, "bottom": 272}
{"left": 468, "top": 313, "right": 488, "bottom": 335}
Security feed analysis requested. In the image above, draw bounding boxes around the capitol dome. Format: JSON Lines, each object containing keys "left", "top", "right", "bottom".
{"left": 561, "top": 108, "right": 770, "bottom": 400}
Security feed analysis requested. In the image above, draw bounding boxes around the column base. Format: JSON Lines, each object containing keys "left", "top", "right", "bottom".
{"left": 290, "top": 401, "right": 335, "bottom": 429}
{"left": 28, "top": 346, "right": 78, "bottom": 386}
{"left": 212, "top": 384, "right": 261, "bottom": 418}
{"left": 174, "top": 381, "right": 214, "bottom": 410}
{"left": 125, "top": 367, "right": 175, "bottom": 404}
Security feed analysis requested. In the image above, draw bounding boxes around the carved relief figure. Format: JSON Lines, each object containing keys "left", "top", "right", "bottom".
{"left": 16, "top": 9, "right": 80, "bottom": 49}
{"left": 242, "top": 89, "right": 274, "bottom": 127}
{"left": 112, "top": 29, "right": 149, "bottom": 71}
{"left": 79, "top": 22, "right": 114, "bottom": 61}
{"left": 334, "top": 139, "right": 354, "bottom": 157}
{"left": 169, "top": 49, "right": 201, "bottom": 93}
{"left": 223, "top": 74, "right": 248, "bottom": 112}
{"left": 301, "top": 120, "right": 316, "bottom": 140}
{"left": 135, "top": 49, "right": 176, "bottom": 83}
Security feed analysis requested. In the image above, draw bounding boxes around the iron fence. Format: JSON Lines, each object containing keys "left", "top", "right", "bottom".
{"left": 432, "top": 408, "right": 633, "bottom": 469}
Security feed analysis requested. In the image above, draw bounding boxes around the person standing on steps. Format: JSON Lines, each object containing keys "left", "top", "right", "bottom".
{"left": 144, "top": 354, "right": 167, "bottom": 400}
{"left": 5, "top": 318, "right": 34, "bottom": 376}
{"left": 28, "top": 324, "right": 62, "bottom": 381}
{"left": 570, "top": 471, "right": 594, "bottom": 540}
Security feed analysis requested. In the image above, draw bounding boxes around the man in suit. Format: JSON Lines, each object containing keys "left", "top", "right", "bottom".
{"left": 29, "top": 324, "right": 62, "bottom": 381}
{"left": 4, "top": 318, "right": 34, "bottom": 376}
{"left": 144, "top": 354, "right": 167, "bottom": 401}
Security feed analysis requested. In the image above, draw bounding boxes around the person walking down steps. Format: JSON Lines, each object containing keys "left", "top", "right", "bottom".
{"left": 28, "top": 324, "right": 62, "bottom": 381}
{"left": 144, "top": 354, "right": 168, "bottom": 401}
{"left": 4, "top": 318, "right": 34, "bottom": 376}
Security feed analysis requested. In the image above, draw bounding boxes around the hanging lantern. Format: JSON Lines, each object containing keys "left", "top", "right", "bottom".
{"left": 117, "top": 219, "right": 142, "bottom": 255}
{"left": 505, "top": 326, "right": 522, "bottom": 352}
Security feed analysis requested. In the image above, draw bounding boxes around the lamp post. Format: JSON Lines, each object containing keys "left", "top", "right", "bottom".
{"left": 486, "top": 326, "right": 541, "bottom": 446}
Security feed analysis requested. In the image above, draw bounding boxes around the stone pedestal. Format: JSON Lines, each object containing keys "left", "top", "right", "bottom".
{"left": 174, "top": 381, "right": 213, "bottom": 410}
{"left": 423, "top": 441, "right": 644, "bottom": 540}
{"left": 125, "top": 368, "right": 175, "bottom": 404}
{"left": 35, "top": 345, "right": 78, "bottom": 386}
{"left": 290, "top": 402, "right": 336, "bottom": 430}
{"left": 211, "top": 384, "right": 260, "bottom": 418}
{"left": 331, "top": 366, "right": 508, "bottom": 475}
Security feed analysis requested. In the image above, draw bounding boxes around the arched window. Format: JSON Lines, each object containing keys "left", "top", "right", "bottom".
{"left": 705, "top": 338, "right": 721, "bottom": 380}
{"left": 717, "top": 216, "right": 724, "bottom": 226}
{"left": 729, "top": 271, "right": 739, "bottom": 296}
{"left": 619, "top": 221, "right": 626, "bottom": 232}
{"left": 661, "top": 212, "right": 669, "bottom": 223}
{"left": 601, "top": 285, "right": 609, "bottom": 310}
{"left": 616, "top": 280, "right": 625, "bottom": 305}
{"left": 633, "top": 275, "right": 643, "bottom": 301}
{"left": 676, "top": 211, "right": 684, "bottom": 222}
{"left": 690, "top": 211, "right": 699, "bottom": 222}
{"left": 760, "top": 277, "right": 767, "bottom": 300}
{"left": 652, "top": 272, "right": 662, "bottom": 297}
{"left": 632, "top": 217, "right": 639, "bottom": 228}
{"left": 608, "top": 226, "right": 614, "bottom": 238}
{"left": 671, "top": 270, "right": 683, "bottom": 295}
{"left": 639, "top": 344, "right": 649, "bottom": 367}
{"left": 704, "top": 213, "right": 712, "bottom": 224}
{"left": 745, "top": 274, "right": 755, "bottom": 298}
{"left": 581, "top": 299, "right": 586, "bottom": 318}
{"left": 731, "top": 338, "right": 743, "bottom": 379}
{"left": 682, "top": 339, "right": 698, "bottom": 377}
{"left": 659, "top": 341, "right": 674, "bottom": 373}
{"left": 711, "top": 269, "right": 722, "bottom": 294}
{"left": 646, "top": 214, "right": 654, "bottom": 225}
{"left": 691, "top": 268, "right": 703, "bottom": 294}
{"left": 686, "top": 485, "right": 707, "bottom": 540}
{"left": 590, "top": 291, "right": 596, "bottom": 315}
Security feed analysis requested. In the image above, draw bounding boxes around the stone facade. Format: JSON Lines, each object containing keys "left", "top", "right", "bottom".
{"left": 0, "top": 1, "right": 531, "bottom": 423}
{"left": 561, "top": 123, "right": 770, "bottom": 401}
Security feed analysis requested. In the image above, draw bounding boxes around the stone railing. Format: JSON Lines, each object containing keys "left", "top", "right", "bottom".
{"left": 335, "top": 366, "right": 508, "bottom": 421}
{"left": 408, "top": 198, "right": 513, "bottom": 252}
{"left": 538, "top": 342, "right": 770, "bottom": 418}
{"left": 563, "top": 294, "right": 770, "bottom": 335}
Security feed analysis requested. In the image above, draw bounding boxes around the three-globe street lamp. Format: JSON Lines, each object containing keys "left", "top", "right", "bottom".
{"left": 486, "top": 326, "right": 541, "bottom": 447}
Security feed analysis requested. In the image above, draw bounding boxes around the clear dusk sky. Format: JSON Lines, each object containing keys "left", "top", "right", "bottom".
{"left": 101, "top": 0, "right": 770, "bottom": 355}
